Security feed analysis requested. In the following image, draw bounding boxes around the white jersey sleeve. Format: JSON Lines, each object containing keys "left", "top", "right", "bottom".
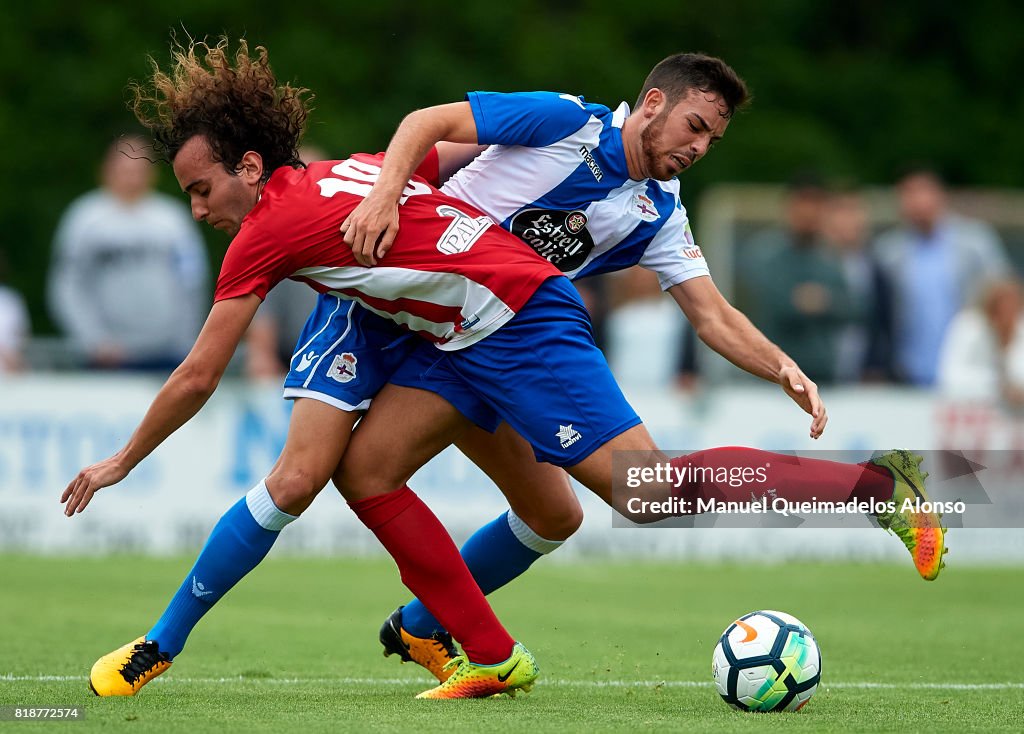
{"left": 638, "top": 203, "right": 711, "bottom": 289}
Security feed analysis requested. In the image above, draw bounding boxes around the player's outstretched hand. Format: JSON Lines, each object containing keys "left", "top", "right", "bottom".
{"left": 778, "top": 365, "right": 828, "bottom": 439}
{"left": 60, "top": 455, "right": 130, "bottom": 516}
{"left": 340, "top": 193, "right": 399, "bottom": 267}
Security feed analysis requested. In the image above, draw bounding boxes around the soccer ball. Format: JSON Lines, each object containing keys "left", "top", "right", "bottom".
{"left": 711, "top": 610, "right": 821, "bottom": 712}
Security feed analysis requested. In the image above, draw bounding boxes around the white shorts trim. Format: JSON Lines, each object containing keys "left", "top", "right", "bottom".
{"left": 282, "top": 387, "right": 371, "bottom": 413}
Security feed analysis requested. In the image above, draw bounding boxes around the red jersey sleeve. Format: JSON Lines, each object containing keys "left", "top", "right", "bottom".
{"left": 214, "top": 219, "right": 294, "bottom": 302}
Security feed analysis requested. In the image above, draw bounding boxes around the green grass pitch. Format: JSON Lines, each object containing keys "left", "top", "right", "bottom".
{"left": 2, "top": 555, "right": 1023, "bottom": 732}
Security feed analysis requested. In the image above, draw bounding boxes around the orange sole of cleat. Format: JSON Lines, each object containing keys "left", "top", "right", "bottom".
{"left": 913, "top": 528, "right": 946, "bottom": 580}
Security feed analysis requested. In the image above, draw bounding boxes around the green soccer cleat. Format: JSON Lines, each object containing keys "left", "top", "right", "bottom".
{"left": 89, "top": 637, "right": 171, "bottom": 696}
{"left": 871, "top": 450, "right": 948, "bottom": 581}
{"left": 415, "top": 642, "right": 539, "bottom": 699}
{"left": 380, "top": 606, "right": 460, "bottom": 682}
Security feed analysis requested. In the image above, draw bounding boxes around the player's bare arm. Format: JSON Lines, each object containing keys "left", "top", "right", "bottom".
{"left": 341, "top": 102, "right": 479, "bottom": 266}
{"left": 668, "top": 277, "right": 827, "bottom": 439}
{"left": 60, "top": 295, "right": 262, "bottom": 515}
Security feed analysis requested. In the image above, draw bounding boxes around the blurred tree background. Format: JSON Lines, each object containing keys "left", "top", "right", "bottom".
{"left": 2, "top": 0, "right": 1021, "bottom": 333}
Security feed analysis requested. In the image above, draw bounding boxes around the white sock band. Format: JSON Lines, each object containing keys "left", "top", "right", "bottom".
{"left": 506, "top": 509, "right": 564, "bottom": 555}
{"left": 245, "top": 480, "right": 299, "bottom": 532}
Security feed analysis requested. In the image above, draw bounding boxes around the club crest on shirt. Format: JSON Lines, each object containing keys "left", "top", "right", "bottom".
{"left": 566, "top": 211, "right": 588, "bottom": 234}
{"left": 632, "top": 192, "right": 660, "bottom": 222}
{"left": 509, "top": 208, "right": 595, "bottom": 272}
{"left": 327, "top": 353, "right": 358, "bottom": 383}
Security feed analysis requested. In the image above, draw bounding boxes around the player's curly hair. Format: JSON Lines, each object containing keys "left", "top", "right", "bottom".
{"left": 129, "top": 36, "right": 311, "bottom": 179}
{"left": 636, "top": 53, "right": 749, "bottom": 118}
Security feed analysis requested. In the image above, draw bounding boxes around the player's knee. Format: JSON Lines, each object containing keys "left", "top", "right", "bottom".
{"left": 519, "top": 502, "right": 583, "bottom": 542}
{"left": 547, "top": 503, "right": 584, "bottom": 540}
{"left": 332, "top": 466, "right": 377, "bottom": 502}
{"left": 332, "top": 474, "right": 398, "bottom": 502}
{"left": 266, "top": 467, "right": 327, "bottom": 515}
{"left": 332, "top": 454, "right": 404, "bottom": 501}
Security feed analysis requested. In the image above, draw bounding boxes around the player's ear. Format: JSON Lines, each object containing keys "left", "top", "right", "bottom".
{"left": 237, "top": 151, "right": 264, "bottom": 184}
{"left": 641, "top": 88, "right": 666, "bottom": 119}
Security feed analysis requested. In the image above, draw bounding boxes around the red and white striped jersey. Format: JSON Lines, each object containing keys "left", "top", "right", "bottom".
{"left": 214, "top": 153, "right": 561, "bottom": 350}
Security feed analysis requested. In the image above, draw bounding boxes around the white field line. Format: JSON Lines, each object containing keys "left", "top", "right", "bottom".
{"left": 2, "top": 674, "right": 1022, "bottom": 691}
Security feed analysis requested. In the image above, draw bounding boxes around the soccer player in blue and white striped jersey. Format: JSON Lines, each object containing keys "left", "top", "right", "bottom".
{"left": 336, "top": 54, "right": 830, "bottom": 673}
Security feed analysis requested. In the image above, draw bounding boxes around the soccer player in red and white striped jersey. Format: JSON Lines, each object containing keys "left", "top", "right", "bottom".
{"left": 64, "top": 37, "right": 550, "bottom": 699}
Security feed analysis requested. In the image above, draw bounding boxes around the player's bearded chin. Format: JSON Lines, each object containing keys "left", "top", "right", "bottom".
{"left": 640, "top": 111, "right": 671, "bottom": 180}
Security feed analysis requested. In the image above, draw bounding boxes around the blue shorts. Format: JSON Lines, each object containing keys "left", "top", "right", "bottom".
{"left": 389, "top": 277, "right": 641, "bottom": 466}
{"left": 282, "top": 295, "right": 415, "bottom": 411}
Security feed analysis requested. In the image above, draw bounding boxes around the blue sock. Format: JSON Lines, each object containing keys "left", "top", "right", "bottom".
{"left": 147, "top": 481, "right": 297, "bottom": 658}
{"left": 401, "top": 510, "right": 562, "bottom": 638}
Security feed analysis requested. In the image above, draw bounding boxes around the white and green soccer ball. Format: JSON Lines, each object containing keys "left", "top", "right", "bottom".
{"left": 711, "top": 610, "right": 821, "bottom": 712}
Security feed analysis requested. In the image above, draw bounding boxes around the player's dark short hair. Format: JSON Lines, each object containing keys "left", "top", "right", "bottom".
{"left": 636, "top": 53, "right": 749, "bottom": 118}
{"left": 128, "top": 36, "right": 311, "bottom": 180}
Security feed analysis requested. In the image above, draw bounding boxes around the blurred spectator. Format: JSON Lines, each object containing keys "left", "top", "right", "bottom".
{"left": 938, "top": 277, "right": 1024, "bottom": 407}
{"left": 604, "top": 267, "right": 685, "bottom": 390}
{"left": 823, "top": 188, "right": 894, "bottom": 382}
{"left": 874, "top": 168, "right": 1010, "bottom": 386}
{"left": 674, "top": 322, "right": 701, "bottom": 392}
{"left": 741, "top": 174, "right": 855, "bottom": 385}
{"left": 0, "top": 251, "right": 30, "bottom": 373}
{"left": 745, "top": 172, "right": 827, "bottom": 261}
{"left": 48, "top": 135, "right": 208, "bottom": 371}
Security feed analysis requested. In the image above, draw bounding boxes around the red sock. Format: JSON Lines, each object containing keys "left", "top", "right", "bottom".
{"left": 670, "top": 448, "right": 894, "bottom": 506}
{"left": 348, "top": 485, "right": 515, "bottom": 664}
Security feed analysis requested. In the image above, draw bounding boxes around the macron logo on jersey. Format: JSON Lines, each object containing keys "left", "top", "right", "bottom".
{"left": 554, "top": 94, "right": 603, "bottom": 182}
{"left": 578, "top": 145, "right": 604, "bottom": 182}
{"left": 556, "top": 424, "right": 582, "bottom": 449}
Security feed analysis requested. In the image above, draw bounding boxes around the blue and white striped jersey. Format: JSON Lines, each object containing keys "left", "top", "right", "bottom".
{"left": 441, "top": 91, "right": 710, "bottom": 289}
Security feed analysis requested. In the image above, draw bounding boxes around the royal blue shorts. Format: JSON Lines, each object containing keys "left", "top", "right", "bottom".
{"left": 389, "top": 276, "right": 641, "bottom": 466}
{"left": 282, "top": 294, "right": 415, "bottom": 411}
